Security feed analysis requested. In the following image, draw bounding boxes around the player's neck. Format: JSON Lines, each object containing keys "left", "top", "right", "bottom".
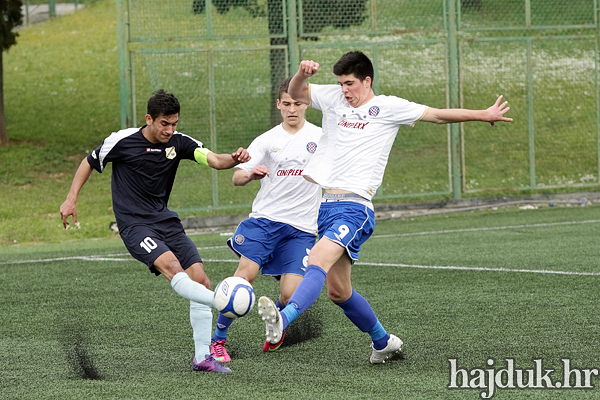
{"left": 282, "top": 119, "right": 305, "bottom": 135}
{"left": 141, "top": 125, "right": 159, "bottom": 144}
{"left": 355, "top": 90, "right": 376, "bottom": 108}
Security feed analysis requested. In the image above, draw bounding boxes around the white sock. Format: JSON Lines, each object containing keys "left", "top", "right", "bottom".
{"left": 190, "top": 300, "right": 212, "bottom": 361}
{"left": 170, "top": 272, "right": 215, "bottom": 308}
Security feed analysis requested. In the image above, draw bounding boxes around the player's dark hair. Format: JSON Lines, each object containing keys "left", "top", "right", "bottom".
{"left": 333, "top": 51, "right": 374, "bottom": 82}
{"left": 147, "top": 89, "right": 180, "bottom": 120}
{"left": 277, "top": 77, "right": 292, "bottom": 100}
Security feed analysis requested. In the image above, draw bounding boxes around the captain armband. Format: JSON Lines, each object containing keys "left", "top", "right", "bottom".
{"left": 194, "top": 147, "right": 212, "bottom": 166}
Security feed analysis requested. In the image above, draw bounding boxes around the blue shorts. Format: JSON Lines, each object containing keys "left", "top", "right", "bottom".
{"left": 318, "top": 201, "right": 375, "bottom": 262}
{"left": 119, "top": 218, "right": 202, "bottom": 276}
{"left": 227, "top": 218, "right": 317, "bottom": 277}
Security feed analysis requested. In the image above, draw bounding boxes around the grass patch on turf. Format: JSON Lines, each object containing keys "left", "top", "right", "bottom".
{"left": 1, "top": 205, "right": 600, "bottom": 399}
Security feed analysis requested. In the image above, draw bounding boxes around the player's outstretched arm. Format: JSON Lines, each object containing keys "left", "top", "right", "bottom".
{"left": 289, "top": 60, "right": 320, "bottom": 105}
{"left": 206, "top": 147, "right": 251, "bottom": 170}
{"left": 232, "top": 165, "right": 270, "bottom": 186}
{"left": 421, "top": 95, "right": 513, "bottom": 126}
{"left": 60, "top": 157, "right": 94, "bottom": 229}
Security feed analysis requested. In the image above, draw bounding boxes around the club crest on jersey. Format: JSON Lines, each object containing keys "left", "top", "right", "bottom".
{"left": 369, "top": 106, "right": 380, "bottom": 117}
{"left": 306, "top": 142, "right": 317, "bottom": 154}
{"left": 234, "top": 234, "right": 245, "bottom": 245}
{"left": 165, "top": 146, "right": 177, "bottom": 159}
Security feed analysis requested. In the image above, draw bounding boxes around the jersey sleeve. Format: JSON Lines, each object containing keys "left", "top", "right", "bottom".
{"left": 176, "top": 132, "right": 204, "bottom": 161}
{"left": 389, "top": 96, "right": 428, "bottom": 127}
{"left": 87, "top": 142, "right": 106, "bottom": 173}
{"left": 235, "top": 133, "right": 267, "bottom": 172}
{"left": 86, "top": 130, "right": 132, "bottom": 173}
{"left": 309, "top": 84, "right": 343, "bottom": 112}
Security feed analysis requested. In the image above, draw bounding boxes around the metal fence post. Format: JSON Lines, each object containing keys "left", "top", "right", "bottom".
{"left": 526, "top": 37, "right": 536, "bottom": 188}
{"left": 287, "top": 0, "right": 299, "bottom": 75}
{"left": 117, "top": 0, "right": 132, "bottom": 128}
{"left": 447, "top": 0, "right": 462, "bottom": 198}
{"left": 596, "top": 3, "right": 600, "bottom": 186}
{"left": 49, "top": 0, "right": 56, "bottom": 17}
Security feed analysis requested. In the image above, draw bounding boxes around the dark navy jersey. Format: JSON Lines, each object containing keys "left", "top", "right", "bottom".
{"left": 87, "top": 126, "right": 203, "bottom": 228}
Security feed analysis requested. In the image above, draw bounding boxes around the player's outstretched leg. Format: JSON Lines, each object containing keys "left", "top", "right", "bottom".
{"left": 336, "top": 288, "right": 403, "bottom": 364}
{"left": 258, "top": 297, "right": 284, "bottom": 344}
{"left": 192, "top": 354, "right": 232, "bottom": 373}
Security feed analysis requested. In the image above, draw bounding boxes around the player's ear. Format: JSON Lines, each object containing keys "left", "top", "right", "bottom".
{"left": 364, "top": 76, "right": 372, "bottom": 89}
{"left": 145, "top": 114, "right": 153, "bottom": 125}
{"left": 276, "top": 99, "right": 282, "bottom": 110}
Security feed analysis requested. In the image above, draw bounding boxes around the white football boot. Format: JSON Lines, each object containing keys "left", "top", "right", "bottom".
{"left": 258, "top": 296, "right": 284, "bottom": 344}
{"left": 370, "top": 334, "right": 403, "bottom": 364}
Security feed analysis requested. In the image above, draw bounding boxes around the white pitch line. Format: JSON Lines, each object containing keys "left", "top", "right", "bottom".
{"left": 0, "top": 255, "right": 133, "bottom": 265}
{"left": 3, "top": 256, "right": 597, "bottom": 276}
{"left": 356, "top": 262, "right": 600, "bottom": 276}
{"left": 0, "top": 246, "right": 229, "bottom": 266}
{"left": 3, "top": 219, "right": 599, "bottom": 275}
{"left": 372, "top": 219, "right": 600, "bottom": 239}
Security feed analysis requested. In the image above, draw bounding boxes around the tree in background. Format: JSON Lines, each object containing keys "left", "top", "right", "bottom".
{"left": 0, "top": 0, "right": 23, "bottom": 145}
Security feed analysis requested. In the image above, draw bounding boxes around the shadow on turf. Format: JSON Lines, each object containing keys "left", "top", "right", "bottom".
{"left": 60, "top": 324, "right": 103, "bottom": 380}
{"left": 279, "top": 307, "right": 323, "bottom": 348}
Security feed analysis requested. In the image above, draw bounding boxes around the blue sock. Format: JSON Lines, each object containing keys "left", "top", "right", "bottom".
{"left": 275, "top": 298, "right": 283, "bottom": 310}
{"left": 336, "top": 289, "right": 391, "bottom": 350}
{"left": 369, "top": 322, "right": 391, "bottom": 350}
{"left": 211, "top": 313, "right": 234, "bottom": 342}
{"left": 281, "top": 265, "right": 327, "bottom": 329}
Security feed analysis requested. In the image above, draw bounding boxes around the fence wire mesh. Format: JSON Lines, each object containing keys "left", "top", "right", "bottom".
{"left": 119, "top": 0, "right": 600, "bottom": 213}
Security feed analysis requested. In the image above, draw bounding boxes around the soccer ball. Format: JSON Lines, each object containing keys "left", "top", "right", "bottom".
{"left": 213, "top": 276, "right": 256, "bottom": 318}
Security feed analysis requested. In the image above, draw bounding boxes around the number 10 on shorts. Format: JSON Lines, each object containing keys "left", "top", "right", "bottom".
{"left": 140, "top": 237, "right": 158, "bottom": 253}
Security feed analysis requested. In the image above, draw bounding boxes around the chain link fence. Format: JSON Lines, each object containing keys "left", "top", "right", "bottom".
{"left": 118, "top": 0, "right": 600, "bottom": 213}
{"left": 21, "top": 0, "right": 92, "bottom": 24}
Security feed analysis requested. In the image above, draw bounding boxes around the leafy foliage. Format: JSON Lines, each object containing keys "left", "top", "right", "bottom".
{"left": 0, "top": 0, "right": 23, "bottom": 51}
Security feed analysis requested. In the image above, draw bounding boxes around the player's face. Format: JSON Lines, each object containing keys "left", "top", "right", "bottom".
{"left": 277, "top": 92, "right": 307, "bottom": 128}
{"left": 337, "top": 74, "right": 372, "bottom": 108}
{"left": 144, "top": 113, "right": 179, "bottom": 144}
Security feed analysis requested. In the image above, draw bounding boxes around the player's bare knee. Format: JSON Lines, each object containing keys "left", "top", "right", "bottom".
{"left": 278, "top": 292, "right": 292, "bottom": 306}
{"left": 327, "top": 287, "right": 347, "bottom": 303}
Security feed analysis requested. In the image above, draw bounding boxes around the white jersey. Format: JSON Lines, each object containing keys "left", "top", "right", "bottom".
{"left": 238, "top": 121, "right": 323, "bottom": 233}
{"left": 303, "top": 84, "right": 428, "bottom": 200}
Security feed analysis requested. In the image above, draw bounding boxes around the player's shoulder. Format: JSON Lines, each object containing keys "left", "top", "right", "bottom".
{"left": 311, "top": 83, "right": 343, "bottom": 98}
{"left": 103, "top": 127, "right": 142, "bottom": 148}
{"left": 260, "top": 123, "right": 286, "bottom": 138}
{"left": 375, "top": 93, "right": 419, "bottom": 107}
{"left": 108, "top": 127, "right": 141, "bottom": 139}
{"left": 172, "top": 131, "right": 203, "bottom": 147}
{"left": 302, "top": 120, "right": 323, "bottom": 135}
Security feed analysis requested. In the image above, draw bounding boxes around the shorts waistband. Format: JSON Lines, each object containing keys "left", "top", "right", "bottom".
{"left": 322, "top": 192, "right": 374, "bottom": 210}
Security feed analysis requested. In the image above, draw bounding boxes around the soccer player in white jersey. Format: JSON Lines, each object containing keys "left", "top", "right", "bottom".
{"left": 258, "top": 51, "right": 512, "bottom": 364}
{"left": 60, "top": 90, "right": 250, "bottom": 373}
{"left": 210, "top": 78, "right": 322, "bottom": 362}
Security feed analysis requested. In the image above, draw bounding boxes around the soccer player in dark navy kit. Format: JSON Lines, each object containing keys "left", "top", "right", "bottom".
{"left": 60, "top": 89, "right": 250, "bottom": 373}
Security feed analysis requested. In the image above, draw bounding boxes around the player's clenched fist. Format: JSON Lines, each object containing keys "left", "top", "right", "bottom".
{"left": 299, "top": 60, "right": 319, "bottom": 77}
{"left": 231, "top": 147, "right": 251, "bottom": 163}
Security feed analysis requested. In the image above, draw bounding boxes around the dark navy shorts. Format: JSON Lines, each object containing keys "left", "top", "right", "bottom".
{"left": 227, "top": 218, "right": 316, "bottom": 277}
{"left": 119, "top": 218, "right": 202, "bottom": 275}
